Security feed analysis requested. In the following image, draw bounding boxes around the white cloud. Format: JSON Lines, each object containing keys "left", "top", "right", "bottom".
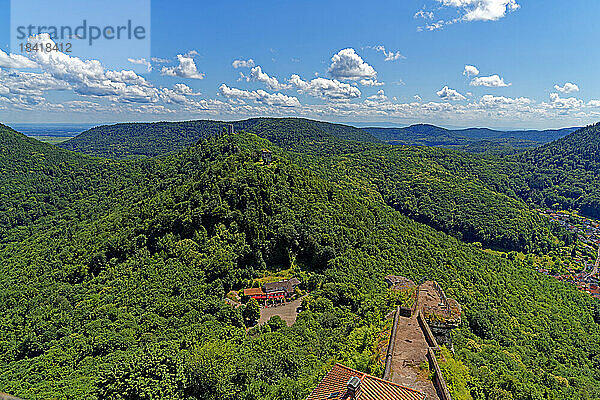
{"left": 554, "top": 82, "right": 579, "bottom": 94}
{"left": 414, "top": 95, "right": 422, "bottom": 101}
{"left": 26, "top": 34, "right": 159, "bottom": 103}
{"left": 437, "top": 86, "right": 466, "bottom": 101}
{"left": 128, "top": 58, "right": 152, "bottom": 72}
{"left": 421, "top": 0, "right": 520, "bottom": 31}
{"left": 437, "top": 0, "right": 520, "bottom": 21}
{"left": 0, "top": 49, "right": 39, "bottom": 69}
{"left": 232, "top": 59, "right": 255, "bottom": 68}
{"left": 0, "top": 68, "right": 68, "bottom": 102}
{"left": 289, "top": 74, "right": 361, "bottom": 101}
{"left": 367, "top": 89, "right": 388, "bottom": 101}
{"left": 328, "top": 48, "right": 377, "bottom": 81}
{"left": 218, "top": 84, "right": 300, "bottom": 107}
{"left": 545, "top": 92, "right": 583, "bottom": 109}
{"left": 470, "top": 74, "right": 510, "bottom": 87}
{"left": 415, "top": 10, "right": 434, "bottom": 19}
{"left": 241, "top": 66, "right": 290, "bottom": 90}
{"left": 360, "top": 79, "right": 384, "bottom": 86}
{"left": 479, "top": 94, "right": 532, "bottom": 107}
{"left": 373, "top": 45, "right": 405, "bottom": 61}
{"left": 151, "top": 57, "right": 170, "bottom": 64}
{"left": 161, "top": 53, "right": 205, "bottom": 79}
{"left": 172, "top": 83, "right": 200, "bottom": 95}
{"left": 463, "top": 65, "right": 479, "bottom": 76}
{"left": 421, "top": 20, "right": 446, "bottom": 31}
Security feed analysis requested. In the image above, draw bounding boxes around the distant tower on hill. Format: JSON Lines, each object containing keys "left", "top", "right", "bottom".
{"left": 227, "top": 124, "right": 234, "bottom": 135}
{"left": 261, "top": 149, "right": 272, "bottom": 165}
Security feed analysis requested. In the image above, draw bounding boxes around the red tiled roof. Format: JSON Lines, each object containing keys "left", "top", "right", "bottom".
{"left": 243, "top": 288, "right": 264, "bottom": 297}
{"left": 306, "top": 363, "right": 426, "bottom": 400}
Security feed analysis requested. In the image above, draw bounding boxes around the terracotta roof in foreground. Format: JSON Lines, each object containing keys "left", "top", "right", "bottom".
{"left": 306, "top": 363, "right": 426, "bottom": 400}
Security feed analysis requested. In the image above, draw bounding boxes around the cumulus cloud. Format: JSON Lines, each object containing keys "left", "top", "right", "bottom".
{"left": 25, "top": 34, "right": 159, "bottom": 103}
{"left": 151, "top": 57, "right": 170, "bottom": 64}
{"left": 463, "top": 65, "right": 479, "bottom": 76}
{"left": 437, "top": 0, "right": 520, "bottom": 21}
{"left": 554, "top": 82, "right": 579, "bottom": 94}
{"left": 328, "top": 48, "right": 377, "bottom": 81}
{"left": 479, "top": 94, "right": 532, "bottom": 107}
{"left": 470, "top": 74, "right": 510, "bottom": 87}
{"left": 218, "top": 84, "right": 300, "bottom": 107}
{"left": 437, "top": 86, "right": 466, "bottom": 101}
{"left": 161, "top": 53, "right": 205, "bottom": 79}
{"left": 158, "top": 84, "right": 202, "bottom": 105}
{"left": 0, "top": 68, "right": 68, "bottom": 100}
{"left": 419, "top": 0, "right": 519, "bottom": 31}
{"left": 360, "top": 79, "right": 384, "bottom": 87}
{"left": 367, "top": 89, "right": 388, "bottom": 101}
{"left": 0, "top": 49, "right": 39, "bottom": 69}
{"left": 289, "top": 74, "right": 361, "bottom": 101}
{"left": 546, "top": 92, "right": 583, "bottom": 109}
{"left": 232, "top": 59, "right": 255, "bottom": 68}
{"left": 373, "top": 45, "right": 405, "bottom": 61}
{"left": 241, "top": 66, "right": 290, "bottom": 90}
{"left": 588, "top": 100, "right": 600, "bottom": 108}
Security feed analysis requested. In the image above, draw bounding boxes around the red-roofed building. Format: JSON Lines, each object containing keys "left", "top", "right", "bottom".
{"left": 306, "top": 363, "right": 426, "bottom": 400}
{"left": 243, "top": 287, "right": 286, "bottom": 302}
{"left": 243, "top": 278, "right": 301, "bottom": 304}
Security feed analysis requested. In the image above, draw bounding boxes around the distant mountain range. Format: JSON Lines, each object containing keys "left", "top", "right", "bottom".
{"left": 363, "top": 124, "right": 580, "bottom": 153}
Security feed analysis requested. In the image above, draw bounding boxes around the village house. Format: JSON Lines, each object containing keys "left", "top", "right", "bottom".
{"left": 243, "top": 277, "right": 300, "bottom": 304}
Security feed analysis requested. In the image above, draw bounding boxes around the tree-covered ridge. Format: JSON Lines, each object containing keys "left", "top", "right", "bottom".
{"left": 53, "top": 118, "right": 568, "bottom": 252}
{"left": 56, "top": 118, "right": 379, "bottom": 158}
{"left": 54, "top": 118, "right": 575, "bottom": 252}
{"left": 510, "top": 122, "right": 600, "bottom": 217}
{"left": 0, "top": 124, "right": 162, "bottom": 244}
{"left": 293, "top": 145, "right": 567, "bottom": 252}
{"left": 0, "top": 132, "right": 600, "bottom": 399}
{"left": 54, "top": 116, "right": 600, "bottom": 226}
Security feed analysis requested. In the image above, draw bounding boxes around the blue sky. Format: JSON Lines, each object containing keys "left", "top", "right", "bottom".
{"left": 0, "top": 0, "right": 599, "bottom": 129}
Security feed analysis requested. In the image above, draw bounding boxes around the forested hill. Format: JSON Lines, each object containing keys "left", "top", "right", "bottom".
{"left": 50, "top": 118, "right": 572, "bottom": 253}
{"left": 56, "top": 118, "right": 379, "bottom": 158}
{"left": 56, "top": 118, "right": 579, "bottom": 159}
{"left": 509, "top": 122, "right": 600, "bottom": 217}
{"left": 1, "top": 131, "right": 600, "bottom": 399}
{"left": 4, "top": 119, "right": 565, "bottom": 253}
{"left": 0, "top": 124, "right": 158, "bottom": 244}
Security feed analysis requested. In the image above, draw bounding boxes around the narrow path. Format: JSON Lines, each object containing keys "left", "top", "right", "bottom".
{"left": 387, "top": 284, "right": 441, "bottom": 400}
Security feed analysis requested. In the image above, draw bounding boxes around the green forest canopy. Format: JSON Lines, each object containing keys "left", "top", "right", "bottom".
{"left": 0, "top": 123, "right": 600, "bottom": 399}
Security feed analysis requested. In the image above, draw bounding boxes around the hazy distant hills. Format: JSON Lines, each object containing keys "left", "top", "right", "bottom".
{"left": 364, "top": 124, "right": 580, "bottom": 153}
